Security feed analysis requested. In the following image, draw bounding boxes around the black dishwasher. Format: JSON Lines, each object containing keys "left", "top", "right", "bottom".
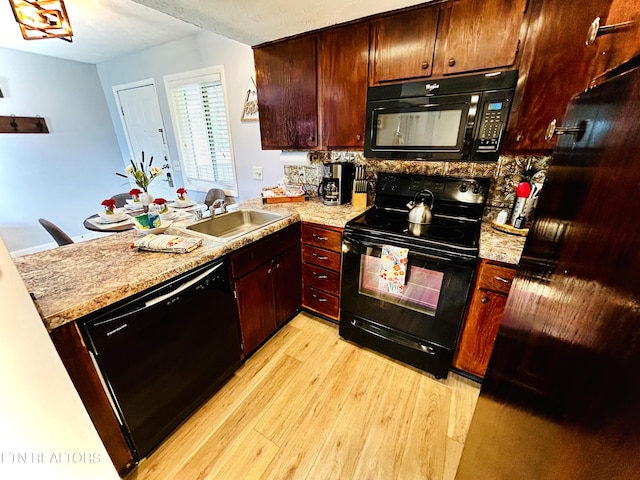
{"left": 80, "top": 258, "right": 241, "bottom": 460}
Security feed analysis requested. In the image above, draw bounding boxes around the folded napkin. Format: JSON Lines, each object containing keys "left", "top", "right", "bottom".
{"left": 379, "top": 244, "right": 409, "bottom": 295}
{"left": 131, "top": 234, "right": 203, "bottom": 254}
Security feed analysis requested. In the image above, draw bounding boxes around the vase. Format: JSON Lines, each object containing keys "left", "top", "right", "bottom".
{"left": 140, "top": 192, "right": 154, "bottom": 212}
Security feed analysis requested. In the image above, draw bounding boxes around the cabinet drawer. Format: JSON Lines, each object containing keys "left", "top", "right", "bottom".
{"left": 302, "top": 245, "right": 341, "bottom": 271}
{"left": 303, "top": 287, "right": 339, "bottom": 319}
{"left": 301, "top": 224, "right": 342, "bottom": 252}
{"left": 477, "top": 262, "right": 516, "bottom": 295}
{"left": 302, "top": 263, "right": 340, "bottom": 295}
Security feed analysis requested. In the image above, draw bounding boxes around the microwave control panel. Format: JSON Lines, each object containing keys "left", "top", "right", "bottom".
{"left": 475, "top": 99, "right": 510, "bottom": 152}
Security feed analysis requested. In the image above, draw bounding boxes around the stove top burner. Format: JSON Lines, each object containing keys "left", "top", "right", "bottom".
{"left": 405, "top": 224, "right": 466, "bottom": 241}
{"left": 364, "top": 216, "right": 391, "bottom": 228}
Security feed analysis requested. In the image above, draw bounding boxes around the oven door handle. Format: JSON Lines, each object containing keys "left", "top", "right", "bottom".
{"left": 343, "top": 235, "right": 445, "bottom": 263}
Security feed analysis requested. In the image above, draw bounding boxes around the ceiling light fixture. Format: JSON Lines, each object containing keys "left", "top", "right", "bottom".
{"left": 9, "top": 0, "right": 73, "bottom": 42}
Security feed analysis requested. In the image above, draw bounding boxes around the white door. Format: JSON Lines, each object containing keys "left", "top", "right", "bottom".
{"left": 114, "top": 81, "right": 176, "bottom": 199}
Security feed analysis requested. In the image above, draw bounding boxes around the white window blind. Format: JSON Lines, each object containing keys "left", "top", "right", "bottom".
{"left": 165, "top": 67, "right": 237, "bottom": 193}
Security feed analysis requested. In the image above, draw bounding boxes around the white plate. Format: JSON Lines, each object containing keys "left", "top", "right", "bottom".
{"left": 160, "top": 211, "right": 179, "bottom": 221}
{"left": 95, "top": 213, "right": 128, "bottom": 223}
{"left": 133, "top": 220, "right": 172, "bottom": 235}
{"left": 171, "top": 198, "right": 196, "bottom": 208}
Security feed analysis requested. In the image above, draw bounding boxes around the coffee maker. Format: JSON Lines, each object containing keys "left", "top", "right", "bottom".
{"left": 318, "top": 162, "right": 354, "bottom": 206}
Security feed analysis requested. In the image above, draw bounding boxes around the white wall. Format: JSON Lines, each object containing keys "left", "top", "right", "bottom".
{"left": 0, "top": 48, "right": 125, "bottom": 253}
{"left": 0, "top": 237, "right": 119, "bottom": 480}
{"left": 96, "top": 30, "right": 282, "bottom": 204}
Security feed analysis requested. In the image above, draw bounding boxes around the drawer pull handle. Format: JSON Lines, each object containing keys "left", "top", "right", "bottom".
{"left": 495, "top": 276, "right": 512, "bottom": 284}
{"left": 313, "top": 234, "right": 329, "bottom": 241}
{"left": 312, "top": 294, "right": 328, "bottom": 302}
{"left": 312, "top": 253, "right": 329, "bottom": 260}
{"left": 314, "top": 273, "right": 328, "bottom": 279}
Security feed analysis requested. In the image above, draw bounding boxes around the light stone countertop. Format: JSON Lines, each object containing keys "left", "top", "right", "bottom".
{"left": 14, "top": 197, "right": 525, "bottom": 332}
{"left": 14, "top": 198, "right": 367, "bottom": 332}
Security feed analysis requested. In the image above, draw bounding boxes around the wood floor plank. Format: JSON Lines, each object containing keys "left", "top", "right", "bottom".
{"left": 126, "top": 313, "right": 481, "bottom": 480}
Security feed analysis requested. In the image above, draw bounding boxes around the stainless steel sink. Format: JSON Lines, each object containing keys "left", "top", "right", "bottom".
{"left": 185, "top": 209, "right": 285, "bottom": 240}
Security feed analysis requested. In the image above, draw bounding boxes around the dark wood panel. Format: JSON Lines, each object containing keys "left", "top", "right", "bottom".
{"left": 229, "top": 223, "right": 300, "bottom": 279}
{"left": 50, "top": 323, "right": 135, "bottom": 476}
{"left": 235, "top": 262, "right": 277, "bottom": 355}
{"left": 453, "top": 288, "right": 507, "bottom": 378}
{"left": 457, "top": 56, "right": 640, "bottom": 479}
{"left": 303, "top": 287, "right": 340, "bottom": 319}
{"left": 302, "top": 263, "right": 340, "bottom": 295}
{"left": 318, "top": 22, "right": 370, "bottom": 149}
{"left": 254, "top": 35, "right": 318, "bottom": 149}
{"left": 370, "top": 5, "right": 439, "bottom": 83}
{"left": 435, "top": 0, "right": 526, "bottom": 75}
{"left": 302, "top": 245, "right": 342, "bottom": 271}
{"left": 274, "top": 246, "right": 302, "bottom": 327}
{"left": 503, "top": 0, "right": 612, "bottom": 152}
{"left": 301, "top": 223, "right": 342, "bottom": 252}
{"left": 589, "top": 0, "right": 640, "bottom": 84}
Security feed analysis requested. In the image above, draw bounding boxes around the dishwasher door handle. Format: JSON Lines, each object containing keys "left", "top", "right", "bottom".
{"left": 144, "top": 262, "right": 223, "bottom": 308}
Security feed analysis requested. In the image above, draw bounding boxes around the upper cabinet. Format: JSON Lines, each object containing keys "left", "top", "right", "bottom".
{"left": 502, "top": 0, "right": 613, "bottom": 153}
{"left": 318, "top": 22, "right": 370, "bottom": 149}
{"left": 370, "top": 6, "right": 440, "bottom": 84}
{"left": 587, "top": 0, "right": 640, "bottom": 84}
{"left": 434, "top": 0, "right": 527, "bottom": 75}
{"left": 254, "top": 35, "right": 318, "bottom": 149}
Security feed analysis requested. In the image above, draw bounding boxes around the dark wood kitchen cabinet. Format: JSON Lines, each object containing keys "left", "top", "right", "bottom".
{"left": 587, "top": 0, "right": 640, "bottom": 85}
{"left": 370, "top": 5, "right": 440, "bottom": 84}
{"left": 230, "top": 223, "right": 302, "bottom": 356}
{"left": 318, "top": 21, "right": 370, "bottom": 149}
{"left": 434, "top": 0, "right": 527, "bottom": 75}
{"left": 254, "top": 35, "right": 318, "bottom": 149}
{"left": 503, "top": 0, "right": 613, "bottom": 152}
{"left": 453, "top": 259, "right": 516, "bottom": 379}
{"left": 301, "top": 223, "right": 343, "bottom": 321}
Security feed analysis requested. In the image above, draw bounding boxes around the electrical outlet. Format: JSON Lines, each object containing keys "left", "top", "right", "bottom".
{"left": 252, "top": 166, "right": 263, "bottom": 180}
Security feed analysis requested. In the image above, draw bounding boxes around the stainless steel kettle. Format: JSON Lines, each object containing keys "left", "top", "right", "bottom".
{"left": 407, "top": 190, "right": 434, "bottom": 236}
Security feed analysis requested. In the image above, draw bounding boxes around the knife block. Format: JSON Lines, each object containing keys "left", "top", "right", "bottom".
{"left": 352, "top": 192, "right": 367, "bottom": 208}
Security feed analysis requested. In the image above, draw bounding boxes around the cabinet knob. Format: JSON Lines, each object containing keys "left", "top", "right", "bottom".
{"left": 448, "top": 58, "right": 456, "bottom": 67}
{"left": 481, "top": 296, "right": 490, "bottom": 304}
{"left": 544, "top": 119, "right": 586, "bottom": 141}
{"left": 586, "top": 16, "right": 634, "bottom": 46}
{"left": 356, "top": 134, "right": 362, "bottom": 141}
{"left": 421, "top": 61, "right": 429, "bottom": 70}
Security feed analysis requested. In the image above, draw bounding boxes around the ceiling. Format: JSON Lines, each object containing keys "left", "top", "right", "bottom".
{"left": 0, "top": 0, "right": 429, "bottom": 64}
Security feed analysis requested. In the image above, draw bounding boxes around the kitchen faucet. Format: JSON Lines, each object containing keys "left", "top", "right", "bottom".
{"left": 211, "top": 198, "right": 227, "bottom": 216}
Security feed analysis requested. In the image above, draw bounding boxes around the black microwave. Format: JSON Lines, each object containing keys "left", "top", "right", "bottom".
{"left": 364, "top": 70, "right": 518, "bottom": 162}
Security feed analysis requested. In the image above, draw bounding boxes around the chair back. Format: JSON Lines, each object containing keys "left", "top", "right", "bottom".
{"left": 110, "top": 193, "right": 129, "bottom": 208}
{"left": 38, "top": 218, "right": 73, "bottom": 246}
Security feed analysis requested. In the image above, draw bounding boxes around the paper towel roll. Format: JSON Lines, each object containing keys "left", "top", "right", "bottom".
{"left": 279, "top": 151, "right": 310, "bottom": 166}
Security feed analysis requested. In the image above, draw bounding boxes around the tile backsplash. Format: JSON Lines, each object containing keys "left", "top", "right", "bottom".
{"left": 283, "top": 151, "right": 551, "bottom": 218}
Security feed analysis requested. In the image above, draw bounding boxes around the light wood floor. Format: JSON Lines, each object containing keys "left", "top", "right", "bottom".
{"left": 126, "top": 312, "right": 480, "bottom": 480}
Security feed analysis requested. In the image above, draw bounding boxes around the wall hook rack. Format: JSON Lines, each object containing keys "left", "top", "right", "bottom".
{"left": 0, "top": 115, "right": 49, "bottom": 134}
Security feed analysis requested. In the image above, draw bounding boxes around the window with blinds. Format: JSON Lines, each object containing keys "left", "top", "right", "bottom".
{"left": 165, "top": 67, "right": 237, "bottom": 194}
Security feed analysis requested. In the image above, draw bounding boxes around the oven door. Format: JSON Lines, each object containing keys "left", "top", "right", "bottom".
{"left": 364, "top": 93, "right": 474, "bottom": 160}
{"left": 339, "top": 235, "right": 475, "bottom": 378}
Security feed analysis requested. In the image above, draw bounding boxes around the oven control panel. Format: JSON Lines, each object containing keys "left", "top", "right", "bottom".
{"left": 377, "top": 173, "right": 488, "bottom": 205}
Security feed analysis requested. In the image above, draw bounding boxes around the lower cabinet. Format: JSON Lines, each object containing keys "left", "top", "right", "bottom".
{"left": 453, "top": 259, "right": 517, "bottom": 378}
{"left": 301, "top": 222, "right": 343, "bottom": 321}
{"left": 230, "top": 223, "right": 302, "bottom": 356}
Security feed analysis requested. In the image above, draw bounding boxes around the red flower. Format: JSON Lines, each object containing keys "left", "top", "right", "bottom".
{"left": 153, "top": 198, "right": 167, "bottom": 205}
{"left": 101, "top": 199, "right": 116, "bottom": 209}
{"left": 176, "top": 187, "right": 187, "bottom": 200}
{"left": 129, "top": 188, "right": 142, "bottom": 197}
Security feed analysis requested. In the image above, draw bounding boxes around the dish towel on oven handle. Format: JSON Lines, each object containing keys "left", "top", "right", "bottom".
{"left": 379, "top": 244, "right": 409, "bottom": 295}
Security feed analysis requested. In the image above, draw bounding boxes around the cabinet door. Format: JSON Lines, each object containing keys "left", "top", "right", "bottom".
{"left": 273, "top": 246, "right": 302, "bottom": 327}
{"left": 235, "top": 263, "right": 276, "bottom": 355}
{"left": 435, "top": 0, "right": 527, "bottom": 75}
{"left": 370, "top": 6, "right": 439, "bottom": 84}
{"left": 254, "top": 35, "right": 318, "bottom": 149}
{"left": 503, "top": 0, "right": 611, "bottom": 152}
{"left": 453, "top": 289, "right": 507, "bottom": 378}
{"left": 318, "top": 22, "right": 370, "bottom": 149}
{"left": 588, "top": 0, "right": 640, "bottom": 84}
